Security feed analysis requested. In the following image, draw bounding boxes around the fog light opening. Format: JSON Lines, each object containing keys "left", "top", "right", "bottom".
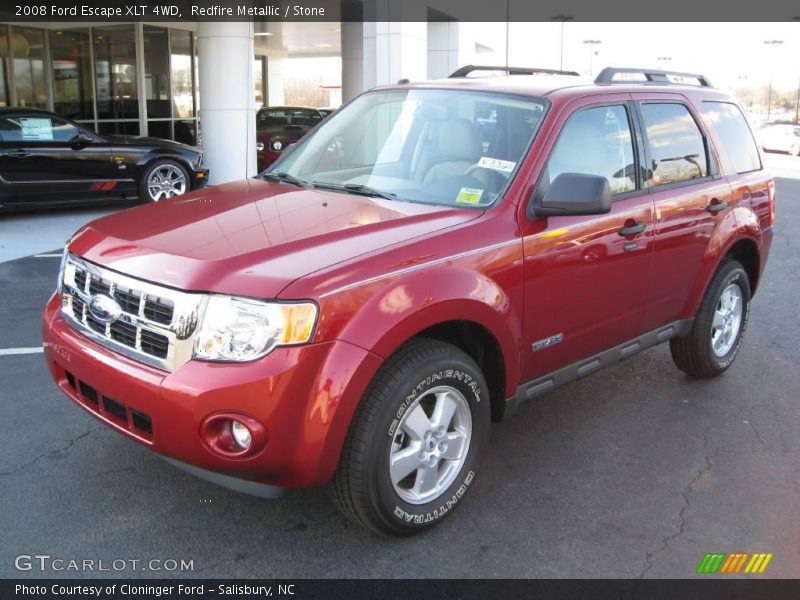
{"left": 200, "top": 412, "right": 267, "bottom": 459}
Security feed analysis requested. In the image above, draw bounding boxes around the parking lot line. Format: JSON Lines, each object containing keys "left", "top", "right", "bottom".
{"left": 0, "top": 347, "right": 44, "bottom": 356}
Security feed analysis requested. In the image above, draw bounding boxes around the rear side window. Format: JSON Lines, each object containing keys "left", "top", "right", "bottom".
{"left": 703, "top": 102, "right": 761, "bottom": 173}
{"left": 640, "top": 103, "right": 708, "bottom": 187}
{"left": 545, "top": 104, "right": 637, "bottom": 196}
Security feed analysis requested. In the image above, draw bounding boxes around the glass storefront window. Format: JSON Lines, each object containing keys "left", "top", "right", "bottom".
{"left": 96, "top": 121, "right": 139, "bottom": 136}
{"left": 147, "top": 120, "right": 171, "bottom": 139}
{"left": 144, "top": 26, "right": 170, "bottom": 118}
{"left": 2, "top": 24, "right": 202, "bottom": 142}
{"left": 254, "top": 57, "right": 266, "bottom": 109}
{"left": 50, "top": 29, "right": 94, "bottom": 120}
{"left": 11, "top": 27, "right": 46, "bottom": 108}
{"left": 170, "top": 29, "right": 194, "bottom": 118}
{"left": 94, "top": 25, "right": 138, "bottom": 120}
{"left": 0, "top": 29, "right": 9, "bottom": 106}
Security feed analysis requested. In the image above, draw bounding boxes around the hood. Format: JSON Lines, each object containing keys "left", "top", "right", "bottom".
{"left": 104, "top": 134, "right": 198, "bottom": 152}
{"left": 69, "top": 178, "right": 481, "bottom": 298}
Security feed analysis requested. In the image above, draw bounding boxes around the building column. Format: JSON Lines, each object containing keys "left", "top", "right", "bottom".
{"left": 341, "top": 22, "right": 428, "bottom": 103}
{"left": 267, "top": 53, "right": 286, "bottom": 106}
{"left": 426, "top": 22, "right": 461, "bottom": 80}
{"left": 196, "top": 22, "right": 256, "bottom": 184}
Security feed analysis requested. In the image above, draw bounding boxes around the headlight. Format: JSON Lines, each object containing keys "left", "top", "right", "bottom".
{"left": 194, "top": 296, "right": 317, "bottom": 362}
{"left": 270, "top": 140, "right": 283, "bottom": 152}
{"left": 56, "top": 245, "right": 69, "bottom": 291}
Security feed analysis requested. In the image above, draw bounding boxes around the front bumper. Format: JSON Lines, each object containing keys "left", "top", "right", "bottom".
{"left": 42, "top": 293, "right": 382, "bottom": 491}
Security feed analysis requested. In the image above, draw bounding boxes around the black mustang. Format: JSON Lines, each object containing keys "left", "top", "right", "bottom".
{"left": 0, "top": 108, "right": 208, "bottom": 211}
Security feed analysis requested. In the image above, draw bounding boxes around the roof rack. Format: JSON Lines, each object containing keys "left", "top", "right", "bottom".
{"left": 449, "top": 65, "right": 580, "bottom": 78}
{"left": 595, "top": 67, "right": 713, "bottom": 87}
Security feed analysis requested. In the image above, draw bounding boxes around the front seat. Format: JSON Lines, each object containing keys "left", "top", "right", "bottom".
{"left": 420, "top": 118, "right": 483, "bottom": 185}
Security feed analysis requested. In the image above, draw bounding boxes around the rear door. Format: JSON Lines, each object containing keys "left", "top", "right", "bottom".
{"left": 631, "top": 94, "right": 733, "bottom": 331}
{"left": 701, "top": 101, "right": 771, "bottom": 236}
{"left": 0, "top": 114, "right": 113, "bottom": 207}
{"left": 519, "top": 96, "right": 655, "bottom": 381}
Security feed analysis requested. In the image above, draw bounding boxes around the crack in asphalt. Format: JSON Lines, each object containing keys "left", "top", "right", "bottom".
{"left": 635, "top": 428, "right": 718, "bottom": 580}
{"left": 747, "top": 406, "right": 766, "bottom": 447}
{"left": 0, "top": 426, "right": 102, "bottom": 478}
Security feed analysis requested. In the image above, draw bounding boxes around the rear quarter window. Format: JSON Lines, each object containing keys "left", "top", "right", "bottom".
{"left": 703, "top": 101, "right": 761, "bottom": 174}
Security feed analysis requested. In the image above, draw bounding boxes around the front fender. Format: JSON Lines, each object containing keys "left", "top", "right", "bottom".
{"left": 316, "top": 265, "right": 522, "bottom": 398}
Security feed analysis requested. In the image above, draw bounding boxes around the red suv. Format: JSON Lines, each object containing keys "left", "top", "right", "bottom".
{"left": 43, "top": 66, "right": 774, "bottom": 536}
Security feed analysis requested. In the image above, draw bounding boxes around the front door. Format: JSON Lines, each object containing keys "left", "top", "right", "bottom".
{"left": 518, "top": 97, "right": 655, "bottom": 381}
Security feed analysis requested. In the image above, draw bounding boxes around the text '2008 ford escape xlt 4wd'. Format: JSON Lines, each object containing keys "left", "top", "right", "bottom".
{"left": 43, "top": 66, "right": 774, "bottom": 535}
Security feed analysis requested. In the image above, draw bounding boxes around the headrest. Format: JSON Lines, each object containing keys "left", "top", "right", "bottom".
{"left": 435, "top": 118, "right": 482, "bottom": 161}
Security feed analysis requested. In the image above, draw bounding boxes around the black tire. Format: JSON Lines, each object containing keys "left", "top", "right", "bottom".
{"left": 139, "top": 159, "right": 190, "bottom": 202}
{"left": 670, "top": 260, "right": 751, "bottom": 378}
{"left": 332, "top": 338, "right": 490, "bottom": 536}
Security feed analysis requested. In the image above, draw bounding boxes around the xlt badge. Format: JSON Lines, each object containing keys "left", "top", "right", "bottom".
{"left": 532, "top": 333, "right": 564, "bottom": 352}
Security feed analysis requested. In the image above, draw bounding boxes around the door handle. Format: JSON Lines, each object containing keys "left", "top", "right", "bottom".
{"left": 706, "top": 199, "right": 727, "bottom": 214}
{"left": 618, "top": 220, "right": 646, "bottom": 237}
{"left": 6, "top": 149, "right": 30, "bottom": 158}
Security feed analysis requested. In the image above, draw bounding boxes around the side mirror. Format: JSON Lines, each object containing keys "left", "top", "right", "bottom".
{"left": 530, "top": 172, "right": 611, "bottom": 218}
{"left": 71, "top": 132, "right": 94, "bottom": 149}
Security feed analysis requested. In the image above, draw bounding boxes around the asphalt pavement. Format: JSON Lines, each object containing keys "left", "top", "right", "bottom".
{"left": 0, "top": 155, "right": 798, "bottom": 579}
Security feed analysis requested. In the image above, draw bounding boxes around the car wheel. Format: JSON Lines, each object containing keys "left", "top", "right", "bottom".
{"left": 332, "top": 338, "right": 490, "bottom": 536}
{"left": 670, "top": 260, "right": 751, "bottom": 378}
{"left": 140, "top": 159, "right": 189, "bottom": 202}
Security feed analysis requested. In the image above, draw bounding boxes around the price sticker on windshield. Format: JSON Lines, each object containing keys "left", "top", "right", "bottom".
{"left": 456, "top": 187, "right": 484, "bottom": 205}
{"left": 477, "top": 157, "right": 516, "bottom": 173}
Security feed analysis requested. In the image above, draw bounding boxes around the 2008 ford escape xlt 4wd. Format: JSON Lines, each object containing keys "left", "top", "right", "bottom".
{"left": 43, "top": 66, "right": 774, "bottom": 536}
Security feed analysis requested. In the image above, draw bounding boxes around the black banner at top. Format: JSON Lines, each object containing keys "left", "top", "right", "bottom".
{"left": 1, "top": 0, "right": 800, "bottom": 22}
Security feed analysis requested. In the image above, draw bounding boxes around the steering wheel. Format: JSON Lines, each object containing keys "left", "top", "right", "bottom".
{"left": 464, "top": 164, "right": 510, "bottom": 193}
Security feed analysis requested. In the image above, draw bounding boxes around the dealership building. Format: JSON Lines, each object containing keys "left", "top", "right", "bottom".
{"left": 0, "top": 19, "right": 482, "bottom": 184}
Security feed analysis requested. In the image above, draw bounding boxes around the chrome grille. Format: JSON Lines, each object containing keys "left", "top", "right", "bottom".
{"left": 60, "top": 254, "right": 204, "bottom": 372}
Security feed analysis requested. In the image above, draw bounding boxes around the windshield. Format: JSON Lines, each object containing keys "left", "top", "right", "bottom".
{"left": 269, "top": 89, "right": 547, "bottom": 208}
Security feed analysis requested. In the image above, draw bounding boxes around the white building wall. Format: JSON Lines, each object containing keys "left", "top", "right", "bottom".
{"left": 342, "top": 21, "right": 432, "bottom": 102}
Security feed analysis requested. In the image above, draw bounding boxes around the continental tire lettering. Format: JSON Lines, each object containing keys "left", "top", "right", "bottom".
{"left": 392, "top": 470, "right": 475, "bottom": 523}
{"left": 387, "top": 371, "right": 481, "bottom": 437}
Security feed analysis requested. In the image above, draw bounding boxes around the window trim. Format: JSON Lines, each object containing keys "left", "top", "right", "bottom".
{"left": 528, "top": 101, "right": 645, "bottom": 219}
{"left": 635, "top": 99, "right": 717, "bottom": 192}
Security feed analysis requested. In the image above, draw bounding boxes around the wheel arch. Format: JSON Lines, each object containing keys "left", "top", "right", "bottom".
{"left": 685, "top": 233, "right": 761, "bottom": 318}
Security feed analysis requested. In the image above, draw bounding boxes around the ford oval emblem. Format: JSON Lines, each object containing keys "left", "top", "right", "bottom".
{"left": 88, "top": 294, "right": 123, "bottom": 324}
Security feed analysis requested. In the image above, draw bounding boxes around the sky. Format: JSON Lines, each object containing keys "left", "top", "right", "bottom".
{"left": 462, "top": 22, "right": 800, "bottom": 92}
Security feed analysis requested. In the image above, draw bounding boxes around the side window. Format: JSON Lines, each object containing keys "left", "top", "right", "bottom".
{"left": 640, "top": 103, "right": 708, "bottom": 186}
{"left": 0, "top": 117, "right": 23, "bottom": 142}
{"left": 0, "top": 116, "right": 78, "bottom": 143}
{"left": 545, "top": 104, "right": 637, "bottom": 196}
{"left": 50, "top": 118, "right": 80, "bottom": 142}
{"left": 703, "top": 102, "right": 760, "bottom": 174}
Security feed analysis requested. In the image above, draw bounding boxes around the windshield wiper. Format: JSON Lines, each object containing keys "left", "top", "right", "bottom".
{"left": 311, "top": 181, "right": 397, "bottom": 201}
{"left": 259, "top": 171, "right": 308, "bottom": 188}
